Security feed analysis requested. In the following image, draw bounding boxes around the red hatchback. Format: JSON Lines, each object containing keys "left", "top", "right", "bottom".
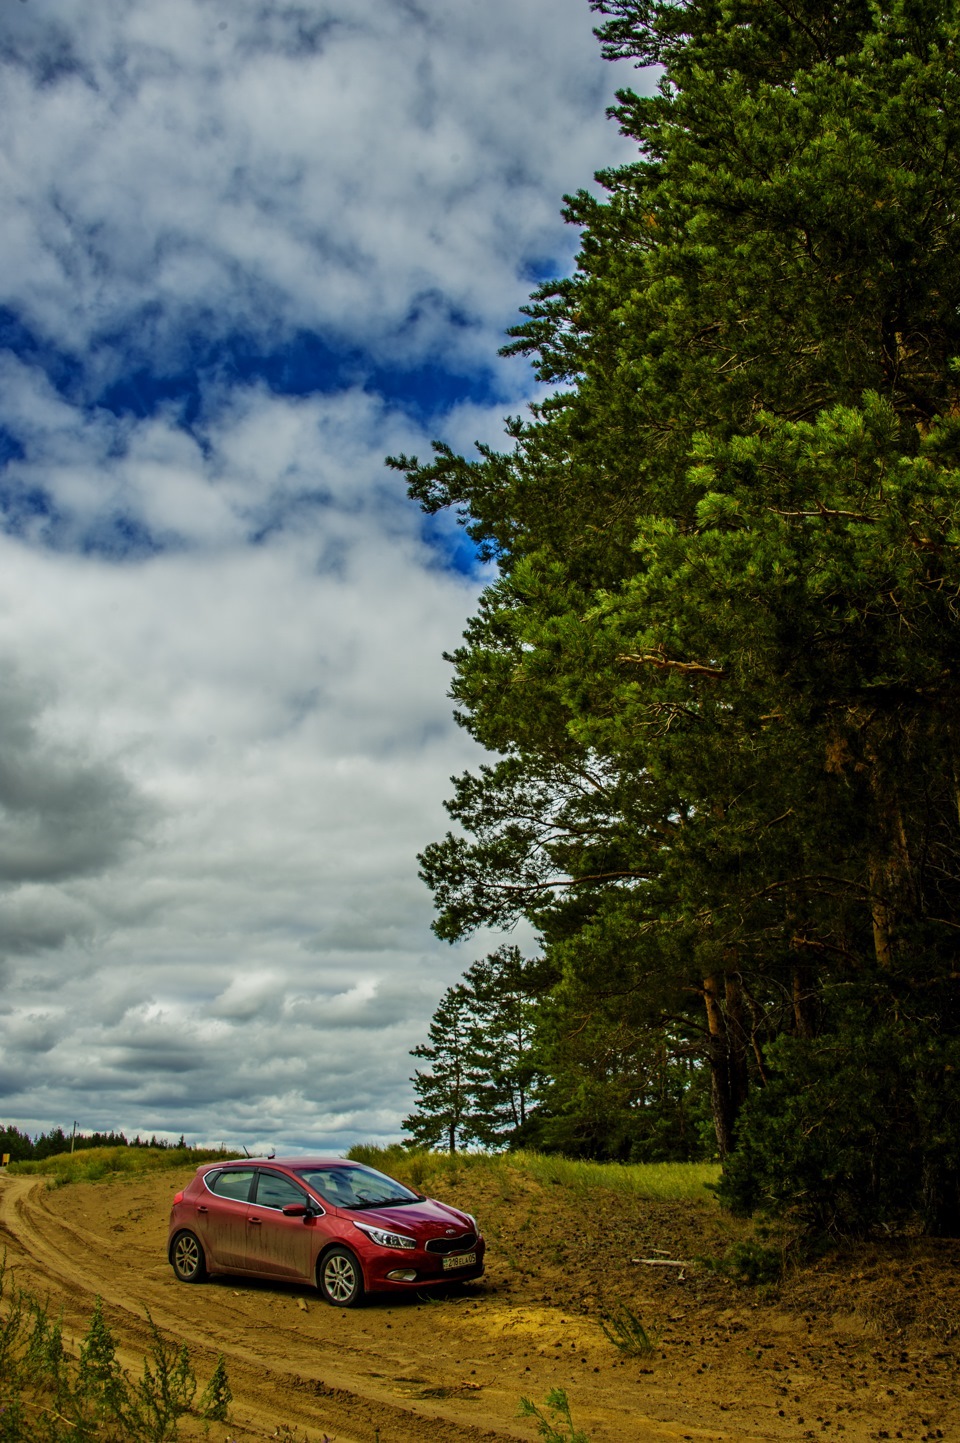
{"left": 167, "top": 1157, "right": 484, "bottom": 1306}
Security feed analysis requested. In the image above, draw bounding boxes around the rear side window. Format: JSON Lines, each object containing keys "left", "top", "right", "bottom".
{"left": 205, "top": 1168, "right": 256, "bottom": 1202}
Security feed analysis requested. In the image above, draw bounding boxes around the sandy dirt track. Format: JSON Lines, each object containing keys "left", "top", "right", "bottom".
{"left": 1, "top": 1166, "right": 959, "bottom": 1443}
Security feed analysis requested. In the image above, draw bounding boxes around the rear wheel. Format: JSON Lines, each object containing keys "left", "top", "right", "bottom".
{"left": 171, "top": 1230, "right": 207, "bottom": 1283}
{"left": 318, "top": 1246, "right": 363, "bottom": 1306}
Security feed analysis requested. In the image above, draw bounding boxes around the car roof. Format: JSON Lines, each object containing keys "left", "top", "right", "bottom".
{"left": 198, "top": 1156, "right": 365, "bottom": 1171}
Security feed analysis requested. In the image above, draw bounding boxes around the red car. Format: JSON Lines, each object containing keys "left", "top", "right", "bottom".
{"left": 167, "top": 1157, "right": 484, "bottom": 1306}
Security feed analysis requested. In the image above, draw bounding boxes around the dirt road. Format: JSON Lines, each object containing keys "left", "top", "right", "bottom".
{"left": 1, "top": 1166, "right": 958, "bottom": 1442}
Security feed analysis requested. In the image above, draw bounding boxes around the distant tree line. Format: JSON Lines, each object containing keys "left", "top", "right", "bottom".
{"left": 0, "top": 1126, "right": 190, "bottom": 1162}
{"left": 397, "top": 0, "right": 960, "bottom": 1237}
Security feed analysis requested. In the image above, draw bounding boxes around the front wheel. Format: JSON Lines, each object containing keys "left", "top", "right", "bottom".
{"left": 171, "top": 1230, "right": 207, "bottom": 1283}
{"left": 318, "top": 1246, "right": 363, "bottom": 1307}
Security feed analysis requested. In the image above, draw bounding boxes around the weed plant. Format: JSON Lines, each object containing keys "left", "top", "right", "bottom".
{"left": 597, "top": 1302, "right": 658, "bottom": 1356}
{"left": 518, "top": 1387, "right": 590, "bottom": 1442}
{"left": 8, "top": 1146, "right": 237, "bottom": 1188}
{"left": 0, "top": 1259, "right": 231, "bottom": 1440}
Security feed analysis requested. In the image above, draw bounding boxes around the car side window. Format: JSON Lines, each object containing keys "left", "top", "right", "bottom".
{"left": 253, "top": 1169, "right": 313, "bottom": 1211}
{"left": 206, "top": 1168, "right": 256, "bottom": 1202}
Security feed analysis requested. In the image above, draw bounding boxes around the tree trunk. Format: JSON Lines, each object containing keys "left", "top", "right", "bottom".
{"left": 791, "top": 962, "right": 817, "bottom": 1039}
{"left": 724, "top": 971, "right": 750, "bottom": 1117}
{"left": 703, "top": 973, "right": 736, "bottom": 1157}
{"left": 867, "top": 764, "right": 916, "bottom": 970}
{"left": 921, "top": 1159, "right": 960, "bottom": 1238}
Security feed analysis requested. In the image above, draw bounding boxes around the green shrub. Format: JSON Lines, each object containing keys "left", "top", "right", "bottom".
{"left": 719, "top": 1017, "right": 960, "bottom": 1237}
{"left": 699, "top": 1240, "right": 784, "bottom": 1288}
{"left": 518, "top": 1388, "right": 590, "bottom": 1442}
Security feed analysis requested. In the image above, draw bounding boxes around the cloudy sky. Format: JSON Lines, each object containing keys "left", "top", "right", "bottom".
{"left": 0, "top": 0, "right": 638, "bottom": 1153}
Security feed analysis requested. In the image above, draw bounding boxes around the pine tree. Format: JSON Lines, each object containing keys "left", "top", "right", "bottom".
{"left": 463, "top": 947, "right": 541, "bottom": 1148}
{"left": 403, "top": 984, "right": 474, "bottom": 1152}
{"left": 393, "top": 0, "right": 960, "bottom": 1228}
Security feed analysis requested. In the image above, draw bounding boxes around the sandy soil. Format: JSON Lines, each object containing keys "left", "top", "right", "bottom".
{"left": 1, "top": 1165, "right": 958, "bottom": 1443}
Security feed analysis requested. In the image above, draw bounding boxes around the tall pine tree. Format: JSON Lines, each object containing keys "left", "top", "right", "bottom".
{"left": 394, "top": 0, "right": 960, "bottom": 1230}
{"left": 403, "top": 984, "right": 473, "bottom": 1153}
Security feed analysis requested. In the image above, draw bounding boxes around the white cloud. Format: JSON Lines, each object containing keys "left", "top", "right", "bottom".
{"left": 0, "top": 0, "right": 635, "bottom": 377}
{"left": 0, "top": 384, "right": 496, "bottom": 1145}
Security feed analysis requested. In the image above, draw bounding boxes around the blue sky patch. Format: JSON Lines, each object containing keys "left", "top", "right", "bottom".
{"left": 2, "top": 309, "right": 504, "bottom": 429}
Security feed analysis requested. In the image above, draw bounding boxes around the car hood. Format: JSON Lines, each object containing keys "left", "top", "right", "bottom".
{"left": 342, "top": 1198, "right": 474, "bottom": 1236}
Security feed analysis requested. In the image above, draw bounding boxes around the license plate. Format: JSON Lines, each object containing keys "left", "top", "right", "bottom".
{"left": 442, "top": 1251, "right": 476, "bottom": 1271}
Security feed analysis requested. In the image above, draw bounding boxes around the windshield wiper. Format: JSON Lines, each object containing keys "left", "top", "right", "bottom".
{"left": 350, "top": 1195, "right": 417, "bottom": 1209}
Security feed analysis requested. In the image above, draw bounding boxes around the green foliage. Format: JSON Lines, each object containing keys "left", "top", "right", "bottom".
{"left": 0, "top": 1128, "right": 210, "bottom": 1163}
{"left": 518, "top": 1387, "right": 590, "bottom": 1443}
{"left": 79, "top": 1296, "right": 129, "bottom": 1423}
{"left": 402, "top": 983, "right": 475, "bottom": 1152}
{"left": 198, "top": 1354, "right": 232, "bottom": 1423}
{"left": 403, "top": 947, "right": 545, "bottom": 1151}
{"left": 516, "top": 1152, "right": 719, "bottom": 1203}
{"left": 0, "top": 1127, "right": 34, "bottom": 1164}
{"left": 132, "top": 1317, "right": 196, "bottom": 1443}
{"left": 700, "top": 1240, "right": 785, "bottom": 1288}
{"left": 597, "top": 1303, "right": 658, "bottom": 1356}
{"left": 392, "top": 0, "right": 960, "bottom": 1232}
{"left": 0, "top": 1264, "right": 231, "bottom": 1441}
{"left": 718, "top": 1012, "right": 960, "bottom": 1237}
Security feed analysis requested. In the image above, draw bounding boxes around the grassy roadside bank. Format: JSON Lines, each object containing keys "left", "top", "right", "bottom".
{"left": 346, "top": 1143, "right": 721, "bottom": 1203}
{"left": 5, "top": 1145, "right": 239, "bottom": 1187}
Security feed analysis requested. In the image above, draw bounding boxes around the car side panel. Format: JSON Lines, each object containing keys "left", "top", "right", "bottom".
{"left": 195, "top": 1194, "right": 251, "bottom": 1271}
{"left": 244, "top": 1207, "right": 326, "bottom": 1281}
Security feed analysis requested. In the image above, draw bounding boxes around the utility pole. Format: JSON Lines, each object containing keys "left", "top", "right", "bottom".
{"left": 70, "top": 1121, "right": 77, "bottom": 1154}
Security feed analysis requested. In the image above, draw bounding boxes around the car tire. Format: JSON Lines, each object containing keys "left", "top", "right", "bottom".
{"left": 317, "top": 1246, "right": 364, "bottom": 1307}
{"left": 171, "top": 1230, "right": 207, "bottom": 1283}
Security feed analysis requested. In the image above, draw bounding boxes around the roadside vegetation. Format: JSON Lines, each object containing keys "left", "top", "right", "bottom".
{"left": 6, "top": 1145, "right": 237, "bottom": 1187}
{"left": 0, "top": 1260, "right": 231, "bottom": 1441}
{"left": 0, "top": 1126, "right": 220, "bottom": 1164}
{"left": 347, "top": 1143, "right": 719, "bottom": 1204}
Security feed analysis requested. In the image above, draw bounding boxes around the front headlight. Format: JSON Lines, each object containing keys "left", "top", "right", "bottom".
{"left": 353, "top": 1221, "right": 416, "bottom": 1250}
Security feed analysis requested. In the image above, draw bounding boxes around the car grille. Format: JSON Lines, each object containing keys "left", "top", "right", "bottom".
{"left": 425, "top": 1232, "right": 477, "bottom": 1255}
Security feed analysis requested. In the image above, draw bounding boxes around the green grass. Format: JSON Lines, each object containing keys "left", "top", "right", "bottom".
{"left": 347, "top": 1142, "right": 509, "bottom": 1192}
{"left": 6, "top": 1145, "right": 238, "bottom": 1187}
{"left": 514, "top": 1152, "right": 720, "bottom": 1203}
{"left": 11, "top": 1142, "right": 718, "bottom": 1202}
{"left": 346, "top": 1144, "right": 719, "bottom": 1204}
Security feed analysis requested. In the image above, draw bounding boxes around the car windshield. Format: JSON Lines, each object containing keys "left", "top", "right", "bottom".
{"left": 294, "top": 1164, "right": 419, "bottom": 1210}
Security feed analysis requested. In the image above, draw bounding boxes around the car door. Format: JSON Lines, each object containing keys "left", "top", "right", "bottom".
{"left": 195, "top": 1167, "right": 257, "bottom": 1271}
{"left": 244, "top": 1168, "right": 325, "bottom": 1281}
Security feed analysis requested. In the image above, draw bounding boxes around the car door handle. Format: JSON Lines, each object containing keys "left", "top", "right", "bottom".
{"left": 247, "top": 1216, "right": 261, "bottom": 1224}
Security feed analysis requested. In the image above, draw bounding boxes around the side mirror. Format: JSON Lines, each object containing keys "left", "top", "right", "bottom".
{"left": 282, "top": 1203, "right": 308, "bottom": 1217}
